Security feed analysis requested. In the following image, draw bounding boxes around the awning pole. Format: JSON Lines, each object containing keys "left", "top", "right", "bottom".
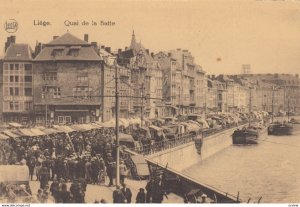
{"left": 115, "top": 63, "right": 120, "bottom": 186}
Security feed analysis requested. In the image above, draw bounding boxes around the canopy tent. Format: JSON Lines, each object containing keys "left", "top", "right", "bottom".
{"left": 8, "top": 122, "right": 23, "bottom": 128}
{"left": 128, "top": 118, "right": 141, "bottom": 126}
{"left": 2, "top": 130, "right": 21, "bottom": 138}
{"left": 91, "top": 122, "right": 104, "bottom": 128}
{"left": 112, "top": 133, "right": 134, "bottom": 143}
{"left": 53, "top": 125, "right": 75, "bottom": 133}
{"left": 148, "top": 125, "right": 163, "bottom": 132}
{"left": 0, "top": 133, "right": 9, "bottom": 140}
{"left": 42, "top": 128, "right": 62, "bottom": 135}
{"left": 182, "top": 122, "right": 201, "bottom": 133}
{"left": 119, "top": 118, "right": 130, "bottom": 128}
{"left": 101, "top": 119, "right": 116, "bottom": 128}
{"left": 30, "top": 128, "right": 46, "bottom": 136}
{"left": 18, "top": 128, "right": 36, "bottom": 137}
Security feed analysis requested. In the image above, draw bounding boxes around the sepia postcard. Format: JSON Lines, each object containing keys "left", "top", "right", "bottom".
{"left": 0, "top": 0, "right": 300, "bottom": 205}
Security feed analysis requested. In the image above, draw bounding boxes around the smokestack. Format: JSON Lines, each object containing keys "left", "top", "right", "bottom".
{"left": 84, "top": 34, "right": 89, "bottom": 42}
{"left": 53, "top": 36, "right": 59, "bottom": 40}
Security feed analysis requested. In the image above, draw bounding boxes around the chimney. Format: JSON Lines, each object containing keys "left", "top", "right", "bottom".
{"left": 125, "top": 46, "right": 128, "bottom": 51}
{"left": 34, "top": 42, "right": 42, "bottom": 57}
{"left": 151, "top": 52, "right": 154, "bottom": 58}
{"left": 105, "top": 47, "right": 111, "bottom": 53}
{"left": 84, "top": 34, "right": 89, "bottom": 42}
{"left": 101, "top": 45, "right": 105, "bottom": 49}
{"left": 91, "top": 42, "right": 98, "bottom": 52}
{"left": 53, "top": 36, "right": 59, "bottom": 40}
{"left": 5, "top": 36, "right": 12, "bottom": 52}
{"left": 145, "top": 49, "right": 149, "bottom": 55}
{"left": 118, "top": 49, "right": 122, "bottom": 54}
{"left": 10, "top": 36, "right": 16, "bottom": 44}
{"left": 296, "top": 74, "right": 299, "bottom": 78}
{"left": 168, "top": 52, "right": 171, "bottom": 57}
{"left": 212, "top": 75, "right": 215, "bottom": 79}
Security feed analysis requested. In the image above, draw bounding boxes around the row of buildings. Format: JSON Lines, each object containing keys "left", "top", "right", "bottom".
{"left": 0, "top": 32, "right": 299, "bottom": 126}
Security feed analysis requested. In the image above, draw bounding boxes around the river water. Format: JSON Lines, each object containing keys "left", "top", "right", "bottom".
{"left": 183, "top": 133, "right": 300, "bottom": 203}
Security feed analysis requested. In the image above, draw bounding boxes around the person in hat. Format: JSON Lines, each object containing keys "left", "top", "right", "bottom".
{"left": 200, "top": 194, "right": 210, "bottom": 203}
{"left": 119, "top": 160, "right": 127, "bottom": 185}
{"left": 121, "top": 184, "right": 132, "bottom": 203}
{"left": 136, "top": 188, "right": 146, "bottom": 203}
{"left": 113, "top": 185, "right": 126, "bottom": 203}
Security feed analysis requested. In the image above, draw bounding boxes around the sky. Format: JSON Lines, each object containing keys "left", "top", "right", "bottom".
{"left": 1, "top": 0, "right": 300, "bottom": 75}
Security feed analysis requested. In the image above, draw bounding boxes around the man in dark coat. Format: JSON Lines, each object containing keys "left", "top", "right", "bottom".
{"left": 113, "top": 186, "right": 125, "bottom": 203}
{"left": 27, "top": 156, "right": 36, "bottom": 181}
{"left": 136, "top": 188, "right": 146, "bottom": 203}
{"left": 145, "top": 178, "right": 154, "bottom": 203}
{"left": 40, "top": 163, "right": 50, "bottom": 190}
{"left": 121, "top": 184, "right": 132, "bottom": 203}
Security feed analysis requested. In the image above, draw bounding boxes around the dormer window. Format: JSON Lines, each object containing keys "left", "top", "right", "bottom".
{"left": 68, "top": 46, "right": 81, "bottom": 57}
{"left": 52, "top": 46, "right": 64, "bottom": 57}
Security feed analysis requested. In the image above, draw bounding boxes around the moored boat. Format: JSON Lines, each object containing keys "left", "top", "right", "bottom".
{"left": 232, "top": 127, "right": 259, "bottom": 144}
{"left": 267, "top": 122, "right": 293, "bottom": 135}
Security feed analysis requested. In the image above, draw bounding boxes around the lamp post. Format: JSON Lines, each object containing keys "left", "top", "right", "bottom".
{"left": 114, "top": 62, "right": 120, "bottom": 186}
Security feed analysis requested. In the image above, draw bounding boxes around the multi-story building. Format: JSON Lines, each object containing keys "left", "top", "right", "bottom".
{"left": 2, "top": 36, "right": 34, "bottom": 124}
{"left": 33, "top": 33, "right": 103, "bottom": 125}
{"left": 117, "top": 31, "right": 163, "bottom": 120}
{"left": 100, "top": 47, "right": 133, "bottom": 121}
{"left": 154, "top": 48, "right": 206, "bottom": 116}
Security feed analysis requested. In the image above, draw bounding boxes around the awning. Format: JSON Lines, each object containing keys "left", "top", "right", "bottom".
{"left": 148, "top": 125, "right": 163, "bottom": 132}
{"left": 8, "top": 122, "right": 23, "bottom": 128}
{"left": 128, "top": 118, "right": 141, "bottom": 125}
{"left": 42, "top": 128, "right": 62, "bottom": 135}
{"left": 18, "top": 128, "right": 36, "bottom": 137}
{"left": 53, "top": 125, "right": 75, "bottom": 133}
{"left": 113, "top": 133, "right": 134, "bottom": 143}
{"left": 119, "top": 118, "right": 130, "bottom": 128}
{"left": 2, "top": 130, "right": 21, "bottom": 138}
{"left": 30, "top": 128, "right": 46, "bottom": 136}
{"left": 0, "top": 133, "right": 9, "bottom": 140}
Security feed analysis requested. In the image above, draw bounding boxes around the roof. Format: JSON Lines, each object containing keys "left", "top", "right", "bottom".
{"left": 35, "top": 45, "right": 102, "bottom": 61}
{"left": 4, "top": 44, "right": 33, "bottom": 61}
{"left": 46, "top": 32, "right": 90, "bottom": 46}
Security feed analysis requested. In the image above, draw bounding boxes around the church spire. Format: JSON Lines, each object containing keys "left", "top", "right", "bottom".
{"left": 130, "top": 30, "right": 136, "bottom": 49}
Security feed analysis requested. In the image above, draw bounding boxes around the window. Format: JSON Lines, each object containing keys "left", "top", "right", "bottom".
{"left": 15, "top": 64, "right": 19, "bottom": 70}
{"left": 10, "top": 76, "right": 14, "bottom": 82}
{"left": 77, "top": 75, "right": 88, "bottom": 82}
{"left": 69, "top": 49, "right": 79, "bottom": 57}
{"left": 15, "top": 102, "right": 19, "bottom": 110}
{"left": 24, "top": 76, "right": 32, "bottom": 82}
{"left": 9, "top": 102, "right": 14, "bottom": 110}
{"left": 10, "top": 64, "right": 14, "bottom": 70}
{"left": 53, "top": 49, "right": 63, "bottom": 57}
{"left": 43, "top": 72, "right": 57, "bottom": 81}
{"left": 25, "top": 88, "right": 32, "bottom": 96}
{"left": 4, "top": 64, "right": 8, "bottom": 70}
{"left": 53, "top": 88, "right": 61, "bottom": 98}
{"left": 15, "top": 76, "right": 19, "bottom": 82}
{"left": 24, "top": 102, "right": 33, "bottom": 111}
{"left": 15, "top": 88, "right": 19, "bottom": 96}
{"left": 9, "top": 87, "right": 14, "bottom": 96}
{"left": 24, "top": 64, "right": 32, "bottom": 71}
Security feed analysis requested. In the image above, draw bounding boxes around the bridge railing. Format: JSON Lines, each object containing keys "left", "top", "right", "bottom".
{"left": 130, "top": 120, "right": 251, "bottom": 155}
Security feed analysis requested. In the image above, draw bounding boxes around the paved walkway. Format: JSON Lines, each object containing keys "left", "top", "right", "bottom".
{"left": 30, "top": 178, "right": 183, "bottom": 203}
